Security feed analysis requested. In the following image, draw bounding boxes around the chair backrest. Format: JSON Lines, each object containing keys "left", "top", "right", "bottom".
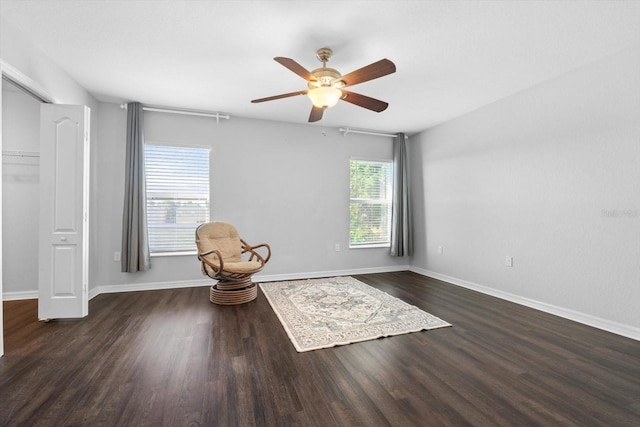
{"left": 196, "top": 222, "right": 242, "bottom": 263}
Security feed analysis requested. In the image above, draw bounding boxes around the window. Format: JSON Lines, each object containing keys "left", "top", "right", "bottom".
{"left": 145, "top": 144, "right": 210, "bottom": 254}
{"left": 349, "top": 159, "right": 393, "bottom": 247}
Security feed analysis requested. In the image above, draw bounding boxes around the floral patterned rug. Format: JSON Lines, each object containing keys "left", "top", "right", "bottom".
{"left": 259, "top": 276, "right": 451, "bottom": 352}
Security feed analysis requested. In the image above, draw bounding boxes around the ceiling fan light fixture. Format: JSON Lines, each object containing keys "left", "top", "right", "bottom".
{"left": 307, "top": 86, "right": 342, "bottom": 109}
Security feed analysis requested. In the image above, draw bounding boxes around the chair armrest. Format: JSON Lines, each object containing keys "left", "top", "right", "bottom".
{"left": 198, "top": 248, "right": 218, "bottom": 257}
{"left": 241, "top": 239, "right": 271, "bottom": 265}
{"left": 198, "top": 248, "right": 224, "bottom": 275}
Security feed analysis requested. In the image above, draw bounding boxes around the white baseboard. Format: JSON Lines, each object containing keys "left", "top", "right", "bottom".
{"left": 90, "top": 279, "right": 210, "bottom": 299}
{"left": 2, "top": 290, "right": 38, "bottom": 301}
{"left": 409, "top": 266, "right": 640, "bottom": 342}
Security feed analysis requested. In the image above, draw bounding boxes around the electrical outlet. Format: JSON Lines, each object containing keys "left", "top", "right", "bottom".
{"left": 505, "top": 256, "right": 513, "bottom": 267}
{"left": 437, "top": 246, "right": 443, "bottom": 255}
{"left": 114, "top": 251, "right": 121, "bottom": 262}
{"left": 335, "top": 243, "right": 341, "bottom": 252}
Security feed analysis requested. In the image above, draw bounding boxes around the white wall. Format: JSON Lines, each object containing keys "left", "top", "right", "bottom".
{"left": 1, "top": 82, "right": 41, "bottom": 296}
{"left": 94, "top": 103, "right": 407, "bottom": 291}
{"left": 409, "top": 45, "right": 640, "bottom": 337}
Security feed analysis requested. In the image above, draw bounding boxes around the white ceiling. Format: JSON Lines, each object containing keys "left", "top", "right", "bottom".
{"left": 2, "top": 0, "right": 640, "bottom": 135}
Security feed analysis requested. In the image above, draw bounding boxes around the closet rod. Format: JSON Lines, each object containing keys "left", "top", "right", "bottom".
{"left": 120, "top": 104, "right": 230, "bottom": 123}
{"left": 339, "top": 127, "right": 407, "bottom": 139}
{"left": 2, "top": 150, "right": 40, "bottom": 158}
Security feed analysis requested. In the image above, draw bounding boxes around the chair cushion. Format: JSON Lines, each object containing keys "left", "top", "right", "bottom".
{"left": 223, "top": 260, "right": 263, "bottom": 274}
{"left": 212, "top": 236, "right": 242, "bottom": 263}
{"left": 197, "top": 222, "right": 242, "bottom": 262}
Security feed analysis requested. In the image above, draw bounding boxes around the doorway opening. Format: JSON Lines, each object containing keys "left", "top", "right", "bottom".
{"left": 1, "top": 71, "right": 53, "bottom": 357}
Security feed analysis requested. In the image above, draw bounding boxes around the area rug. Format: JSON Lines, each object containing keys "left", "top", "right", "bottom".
{"left": 259, "top": 276, "right": 451, "bottom": 352}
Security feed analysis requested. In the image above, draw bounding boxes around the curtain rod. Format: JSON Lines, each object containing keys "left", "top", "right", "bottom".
{"left": 119, "top": 104, "right": 230, "bottom": 124}
{"left": 339, "top": 127, "right": 407, "bottom": 139}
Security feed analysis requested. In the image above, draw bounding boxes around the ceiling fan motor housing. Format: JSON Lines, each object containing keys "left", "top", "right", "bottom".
{"left": 308, "top": 68, "right": 344, "bottom": 89}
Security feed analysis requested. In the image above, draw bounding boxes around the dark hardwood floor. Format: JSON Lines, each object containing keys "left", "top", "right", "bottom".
{"left": 1, "top": 271, "right": 639, "bottom": 426}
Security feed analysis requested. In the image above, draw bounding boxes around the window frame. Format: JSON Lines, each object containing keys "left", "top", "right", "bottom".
{"left": 144, "top": 141, "right": 211, "bottom": 256}
{"left": 348, "top": 157, "right": 394, "bottom": 249}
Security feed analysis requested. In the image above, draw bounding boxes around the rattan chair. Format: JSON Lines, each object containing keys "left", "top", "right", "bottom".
{"left": 195, "top": 222, "right": 271, "bottom": 305}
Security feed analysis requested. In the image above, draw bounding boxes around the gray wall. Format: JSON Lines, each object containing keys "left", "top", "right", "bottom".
{"left": 93, "top": 103, "right": 407, "bottom": 290}
{"left": 409, "top": 45, "right": 640, "bottom": 334}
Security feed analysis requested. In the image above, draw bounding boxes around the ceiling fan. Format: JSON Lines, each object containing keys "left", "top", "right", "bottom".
{"left": 251, "top": 47, "right": 396, "bottom": 122}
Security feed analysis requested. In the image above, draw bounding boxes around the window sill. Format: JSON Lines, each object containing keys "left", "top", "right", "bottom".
{"left": 349, "top": 243, "right": 390, "bottom": 249}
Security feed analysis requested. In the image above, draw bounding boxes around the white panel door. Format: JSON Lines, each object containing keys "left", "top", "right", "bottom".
{"left": 38, "top": 104, "right": 90, "bottom": 320}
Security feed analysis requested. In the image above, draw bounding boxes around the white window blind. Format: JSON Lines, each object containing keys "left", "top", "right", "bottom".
{"left": 145, "top": 144, "right": 210, "bottom": 254}
{"left": 349, "top": 159, "right": 393, "bottom": 247}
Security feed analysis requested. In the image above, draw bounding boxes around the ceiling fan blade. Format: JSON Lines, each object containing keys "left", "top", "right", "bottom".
{"left": 340, "top": 90, "right": 389, "bottom": 112}
{"left": 308, "top": 106, "right": 324, "bottom": 122}
{"left": 251, "top": 90, "right": 307, "bottom": 103}
{"left": 274, "top": 57, "right": 315, "bottom": 81}
{"left": 339, "top": 59, "right": 396, "bottom": 87}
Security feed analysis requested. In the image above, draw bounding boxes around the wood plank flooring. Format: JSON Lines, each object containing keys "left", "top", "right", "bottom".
{"left": 1, "top": 271, "right": 639, "bottom": 426}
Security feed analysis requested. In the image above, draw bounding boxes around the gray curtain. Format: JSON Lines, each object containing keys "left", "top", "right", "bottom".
{"left": 390, "top": 133, "right": 413, "bottom": 257}
{"left": 121, "top": 102, "right": 151, "bottom": 272}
